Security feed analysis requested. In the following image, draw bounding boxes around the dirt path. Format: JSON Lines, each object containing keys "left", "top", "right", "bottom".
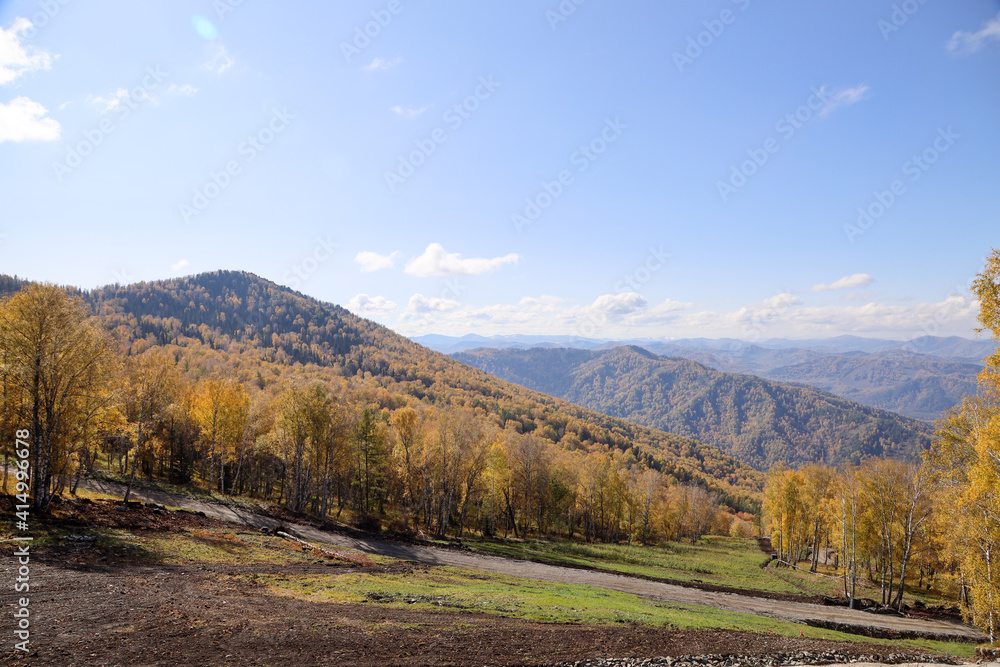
{"left": 84, "top": 479, "right": 984, "bottom": 643}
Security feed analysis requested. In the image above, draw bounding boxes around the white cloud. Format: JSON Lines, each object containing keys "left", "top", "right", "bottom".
{"left": 87, "top": 82, "right": 193, "bottom": 113}
{"left": 0, "top": 96, "right": 59, "bottom": 142}
{"left": 87, "top": 88, "right": 133, "bottom": 113}
{"left": 396, "top": 292, "right": 688, "bottom": 336}
{"left": 812, "top": 273, "right": 873, "bottom": 292}
{"left": 405, "top": 243, "right": 519, "bottom": 277}
{"left": 818, "top": 84, "right": 870, "bottom": 118}
{"left": 0, "top": 19, "right": 58, "bottom": 143}
{"left": 348, "top": 294, "right": 398, "bottom": 316}
{"left": 0, "top": 18, "right": 53, "bottom": 85}
{"left": 391, "top": 104, "right": 431, "bottom": 118}
{"left": 590, "top": 292, "right": 648, "bottom": 317}
{"left": 761, "top": 292, "right": 798, "bottom": 309}
{"left": 203, "top": 44, "right": 234, "bottom": 74}
{"left": 750, "top": 295, "right": 978, "bottom": 339}
{"left": 389, "top": 280, "right": 977, "bottom": 342}
{"left": 948, "top": 13, "right": 1000, "bottom": 53}
{"left": 364, "top": 57, "right": 402, "bottom": 71}
{"left": 171, "top": 259, "right": 190, "bottom": 271}
{"left": 355, "top": 250, "right": 400, "bottom": 272}
{"left": 166, "top": 83, "right": 198, "bottom": 97}
{"left": 630, "top": 298, "right": 696, "bottom": 326}
{"left": 519, "top": 295, "right": 564, "bottom": 308}
{"left": 404, "top": 293, "right": 461, "bottom": 315}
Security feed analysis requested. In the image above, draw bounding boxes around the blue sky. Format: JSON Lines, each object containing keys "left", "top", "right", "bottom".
{"left": 1, "top": 0, "right": 997, "bottom": 341}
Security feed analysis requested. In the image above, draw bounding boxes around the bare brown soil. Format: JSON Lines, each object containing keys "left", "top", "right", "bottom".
{"left": 60, "top": 487, "right": 989, "bottom": 642}
{"left": 0, "top": 495, "right": 979, "bottom": 665}
{"left": 0, "top": 553, "right": 962, "bottom": 667}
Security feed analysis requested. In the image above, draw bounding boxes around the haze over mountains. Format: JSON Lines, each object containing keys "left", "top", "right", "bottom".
{"left": 451, "top": 346, "right": 935, "bottom": 470}
{"left": 417, "top": 334, "right": 992, "bottom": 421}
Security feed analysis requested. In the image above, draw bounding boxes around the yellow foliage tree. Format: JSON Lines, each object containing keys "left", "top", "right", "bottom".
{"left": 925, "top": 247, "right": 1000, "bottom": 642}
{"left": 0, "top": 285, "right": 118, "bottom": 510}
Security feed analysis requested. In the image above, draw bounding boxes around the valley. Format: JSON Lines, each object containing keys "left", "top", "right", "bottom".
{"left": 451, "top": 345, "right": 935, "bottom": 469}
{"left": 424, "top": 335, "right": 991, "bottom": 422}
{"left": 0, "top": 269, "right": 996, "bottom": 665}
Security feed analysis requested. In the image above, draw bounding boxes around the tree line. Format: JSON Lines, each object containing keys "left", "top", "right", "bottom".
{"left": 763, "top": 248, "right": 1000, "bottom": 642}
{"left": 0, "top": 283, "right": 735, "bottom": 545}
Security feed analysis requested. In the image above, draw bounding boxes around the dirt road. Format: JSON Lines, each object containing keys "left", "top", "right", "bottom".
{"left": 84, "top": 479, "right": 984, "bottom": 643}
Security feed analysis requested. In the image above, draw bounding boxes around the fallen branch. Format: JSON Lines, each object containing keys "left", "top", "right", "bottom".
{"left": 276, "top": 530, "right": 375, "bottom": 566}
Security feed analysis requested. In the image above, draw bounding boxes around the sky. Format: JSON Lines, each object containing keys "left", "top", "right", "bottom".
{"left": 0, "top": 0, "right": 998, "bottom": 343}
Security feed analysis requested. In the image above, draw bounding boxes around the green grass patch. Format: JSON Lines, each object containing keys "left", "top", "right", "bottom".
{"left": 138, "top": 529, "right": 288, "bottom": 564}
{"left": 453, "top": 536, "right": 839, "bottom": 597}
{"left": 253, "top": 563, "right": 975, "bottom": 659}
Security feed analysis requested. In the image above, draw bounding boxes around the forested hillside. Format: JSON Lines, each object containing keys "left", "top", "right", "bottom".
{"left": 419, "top": 334, "right": 985, "bottom": 421}
{"left": 760, "top": 350, "right": 981, "bottom": 421}
{"left": 84, "top": 273, "right": 753, "bottom": 491}
{"left": 0, "top": 272, "right": 764, "bottom": 540}
{"left": 452, "top": 346, "right": 933, "bottom": 470}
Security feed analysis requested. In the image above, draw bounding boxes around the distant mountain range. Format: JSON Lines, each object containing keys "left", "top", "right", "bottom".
{"left": 0, "top": 273, "right": 977, "bottom": 478}
{"left": 452, "top": 345, "right": 936, "bottom": 470}
{"left": 418, "top": 334, "right": 994, "bottom": 421}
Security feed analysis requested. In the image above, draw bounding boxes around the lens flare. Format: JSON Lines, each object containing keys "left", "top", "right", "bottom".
{"left": 191, "top": 14, "right": 217, "bottom": 41}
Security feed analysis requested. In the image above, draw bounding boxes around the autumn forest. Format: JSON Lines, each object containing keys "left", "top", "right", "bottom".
{"left": 0, "top": 248, "right": 998, "bottom": 643}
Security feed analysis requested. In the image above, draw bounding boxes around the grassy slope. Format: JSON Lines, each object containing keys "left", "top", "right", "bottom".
{"left": 3, "top": 486, "right": 975, "bottom": 659}
{"left": 450, "top": 536, "right": 842, "bottom": 597}
{"left": 74, "top": 479, "right": 955, "bottom": 609}
{"left": 73, "top": 524, "right": 974, "bottom": 659}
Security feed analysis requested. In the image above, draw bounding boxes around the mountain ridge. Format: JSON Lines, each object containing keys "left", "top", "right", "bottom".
{"left": 419, "top": 333, "right": 990, "bottom": 420}
{"left": 3, "top": 270, "right": 763, "bottom": 509}
{"left": 452, "top": 345, "right": 935, "bottom": 470}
